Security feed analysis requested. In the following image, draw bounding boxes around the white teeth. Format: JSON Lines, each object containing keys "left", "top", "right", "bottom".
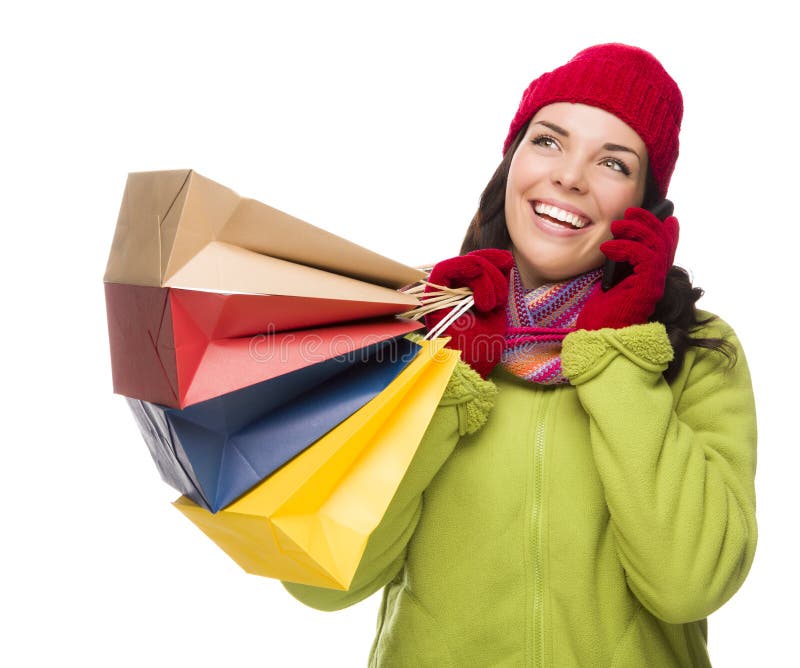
{"left": 533, "top": 202, "right": 589, "bottom": 229}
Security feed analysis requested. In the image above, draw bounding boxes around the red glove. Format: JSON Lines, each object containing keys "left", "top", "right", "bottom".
{"left": 424, "top": 249, "right": 514, "bottom": 378}
{"left": 576, "top": 207, "right": 679, "bottom": 330}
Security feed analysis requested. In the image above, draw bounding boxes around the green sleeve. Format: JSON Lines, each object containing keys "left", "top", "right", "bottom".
{"left": 562, "top": 319, "right": 757, "bottom": 624}
{"left": 282, "top": 360, "right": 497, "bottom": 611}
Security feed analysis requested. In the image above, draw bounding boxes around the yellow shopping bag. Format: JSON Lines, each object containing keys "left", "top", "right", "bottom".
{"left": 174, "top": 338, "right": 459, "bottom": 589}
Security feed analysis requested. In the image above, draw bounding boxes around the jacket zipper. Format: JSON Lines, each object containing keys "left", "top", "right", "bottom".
{"left": 532, "top": 394, "right": 548, "bottom": 667}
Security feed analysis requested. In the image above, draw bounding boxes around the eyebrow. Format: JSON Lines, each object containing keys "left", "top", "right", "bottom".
{"left": 533, "top": 120, "right": 642, "bottom": 161}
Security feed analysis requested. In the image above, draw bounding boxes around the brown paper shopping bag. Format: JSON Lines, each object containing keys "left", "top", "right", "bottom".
{"left": 104, "top": 169, "right": 424, "bottom": 297}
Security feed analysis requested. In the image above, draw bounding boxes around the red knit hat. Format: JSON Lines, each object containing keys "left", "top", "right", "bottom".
{"left": 503, "top": 43, "right": 683, "bottom": 198}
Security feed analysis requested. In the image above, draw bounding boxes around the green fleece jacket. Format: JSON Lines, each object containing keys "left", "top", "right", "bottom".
{"left": 283, "top": 315, "right": 757, "bottom": 667}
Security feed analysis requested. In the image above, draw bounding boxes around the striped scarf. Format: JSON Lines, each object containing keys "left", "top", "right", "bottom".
{"left": 500, "top": 267, "right": 602, "bottom": 384}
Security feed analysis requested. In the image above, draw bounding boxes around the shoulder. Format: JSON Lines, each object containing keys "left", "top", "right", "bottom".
{"left": 683, "top": 309, "right": 746, "bottom": 373}
{"left": 673, "top": 310, "right": 754, "bottom": 411}
{"left": 692, "top": 309, "right": 739, "bottom": 341}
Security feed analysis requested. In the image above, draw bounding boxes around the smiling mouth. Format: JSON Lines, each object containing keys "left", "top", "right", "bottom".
{"left": 532, "top": 201, "right": 591, "bottom": 229}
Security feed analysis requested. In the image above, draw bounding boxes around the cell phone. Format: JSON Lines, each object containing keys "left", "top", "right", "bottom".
{"left": 601, "top": 199, "right": 674, "bottom": 291}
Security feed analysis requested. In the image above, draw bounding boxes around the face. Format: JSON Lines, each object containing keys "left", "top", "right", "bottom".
{"left": 504, "top": 102, "right": 648, "bottom": 288}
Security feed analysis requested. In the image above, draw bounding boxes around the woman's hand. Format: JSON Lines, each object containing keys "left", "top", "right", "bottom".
{"left": 576, "top": 207, "right": 679, "bottom": 330}
{"left": 424, "top": 249, "right": 514, "bottom": 378}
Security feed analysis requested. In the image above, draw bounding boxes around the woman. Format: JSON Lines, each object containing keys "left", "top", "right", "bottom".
{"left": 284, "top": 43, "right": 757, "bottom": 667}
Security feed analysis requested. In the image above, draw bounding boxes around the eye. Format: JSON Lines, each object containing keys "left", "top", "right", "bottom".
{"left": 530, "top": 134, "right": 560, "bottom": 150}
{"left": 600, "top": 157, "right": 631, "bottom": 176}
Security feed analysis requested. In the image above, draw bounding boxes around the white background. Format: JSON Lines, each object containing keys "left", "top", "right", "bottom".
{"left": 2, "top": 1, "right": 797, "bottom": 665}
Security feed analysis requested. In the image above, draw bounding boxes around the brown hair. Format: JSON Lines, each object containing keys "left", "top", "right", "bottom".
{"left": 460, "top": 125, "right": 735, "bottom": 382}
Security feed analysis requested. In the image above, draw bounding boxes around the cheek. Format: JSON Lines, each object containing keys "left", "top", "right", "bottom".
{"left": 503, "top": 178, "right": 514, "bottom": 218}
{"left": 505, "top": 162, "right": 524, "bottom": 203}
{"left": 599, "top": 186, "right": 643, "bottom": 223}
{"left": 506, "top": 150, "right": 544, "bottom": 196}
{"left": 504, "top": 171, "right": 529, "bottom": 234}
{"left": 595, "top": 220, "right": 614, "bottom": 242}
{"left": 505, "top": 156, "right": 546, "bottom": 225}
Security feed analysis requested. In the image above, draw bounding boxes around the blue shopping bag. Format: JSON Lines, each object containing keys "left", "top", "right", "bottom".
{"left": 128, "top": 335, "right": 420, "bottom": 512}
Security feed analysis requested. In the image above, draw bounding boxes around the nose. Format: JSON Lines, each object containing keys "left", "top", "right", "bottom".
{"left": 551, "top": 158, "right": 587, "bottom": 193}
